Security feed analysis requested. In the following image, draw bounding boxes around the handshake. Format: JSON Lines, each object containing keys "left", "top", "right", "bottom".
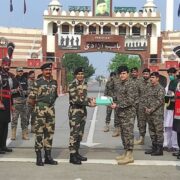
{"left": 89, "top": 98, "right": 96, "bottom": 107}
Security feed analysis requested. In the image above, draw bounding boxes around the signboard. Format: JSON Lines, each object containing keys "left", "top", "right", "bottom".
{"left": 84, "top": 42, "right": 120, "bottom": 51}
{"left": 149, "top": 65, "right": 159, "bottom": 72}
{"left": 59, "top": 34, "right": 81, "bottom": 50}
{"left": 27, "top": 59, "right": 41, "bottom": 67}
{"left": 165, "top": 61, "right": 179, "bottom": 69}
{"left": 114, "top": 7, "right": 136, "bottom": 13}
{"left": 69, "top": 6, "right": 91, "bottom": 12}
{"left": 94, "top": 0, "right": 111, "bottom": 16}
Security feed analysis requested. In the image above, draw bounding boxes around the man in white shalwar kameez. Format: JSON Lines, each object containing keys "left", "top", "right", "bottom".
{"left": 164, "top": 68, "right": 178, "bottom": 151}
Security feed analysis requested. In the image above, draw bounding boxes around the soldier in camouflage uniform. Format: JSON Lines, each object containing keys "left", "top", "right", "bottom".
{"left": 145, "top": 72, "right": 165, "bottom": 156}
{"left": 130, "top": 67, "right": 140, "bottom": 117}
{"left": 28, "top": 63, "right": 58, "bottom": 166}
{"left": 11, "top": 67, "right": 29, "bottom": 140}
{"left": 104, "top": 72, "right": 120, "bottom": 137}
{"left": 68, "top": 67, "right": 96, "bottom": 165}
{"left": 26, "top": 70, "right": 36, "bottom": 133}
{"left": 111, "top": 66, "right": 136, "bottom": 165}
{"left": 134, "top": 68, "right": 151, "bottom": 145}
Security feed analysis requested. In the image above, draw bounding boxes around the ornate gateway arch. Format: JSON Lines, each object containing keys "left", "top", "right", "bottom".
{"left": 42, "top": 0, "right": 162, "bottom": 93}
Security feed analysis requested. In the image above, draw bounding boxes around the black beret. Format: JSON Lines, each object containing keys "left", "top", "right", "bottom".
{"left": 142, "top": 68, "right": 150, "bottom": 73}
{"left": 40, "top": 63, "right": 52, "bottom": 70}
{"left": 130, "top": 67, "right": 138, "bottom": 72}
{"left": 117, "top": 65, "right": 129, "bottom": 74}
{"left": 110, "top": 72, "right": 116, "bottom": 77}
{"left": 167, "top": 67, "right": 177, "bottom": 74}
{"left": 97, "top": 0, "right": 106, "bottom": 5}
{"left": 150, "top": 72, "right": 160, "bottom": 77}
{"left": 74, "top": 67, "right": 84, "bottom": 75}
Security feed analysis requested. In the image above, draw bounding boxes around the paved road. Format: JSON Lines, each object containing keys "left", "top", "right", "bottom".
{"left": 0, "top": 81, "right": 180, "bottom": 180}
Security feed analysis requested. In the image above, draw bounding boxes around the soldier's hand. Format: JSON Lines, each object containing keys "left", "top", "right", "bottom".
{"left": 145, "top": 107, "right": 151, "bottom": 114}
{"left": 0, "top": 101, "right": 5, "bottom": 110}
{"left": 27, "top": 98, "right": 36, "bottom": 107}
{"left": 11, "top": 105, "right": 15, "bottom": 112}
{"left": 89, "top": 98, "right": 96, "bottom": 107}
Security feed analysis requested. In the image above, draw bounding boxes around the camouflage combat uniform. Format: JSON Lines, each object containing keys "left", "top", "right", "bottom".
{"left": 146, "top": 83, "right": 165, "bottom": 146}
{"left": 104, "top": 77, "right": 119, "bottom": 127}
{"left": 137, "top": 78, "right": 151, "bottom": 137}
{"left": 130, "top": 77, "right": 140, "bottom": 119}
{"left": 68, "top": 79, "right": 91, "bottom": 153}
{"left": 29, "top": 76, "right": 57, "bottom": 151}
{"left": 11, "top": 75, "right": 28, "bottom": 132}
{"left": 116, "top": 79, "right": 136, "bottom": 150}
{"left": 26, "top": 78, "right": 35, "bottom": 129}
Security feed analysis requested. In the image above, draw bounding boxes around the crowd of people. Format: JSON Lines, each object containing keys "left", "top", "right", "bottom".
{"left": 0, "top": 55, "right": 180, "bottom": 166}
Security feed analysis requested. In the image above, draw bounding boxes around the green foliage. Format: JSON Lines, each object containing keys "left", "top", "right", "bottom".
{"left": 62, "top": 53, "right": 95, "bottom": 82}
{"left": 108, "top": 54, "right": 141, "bottom": 72}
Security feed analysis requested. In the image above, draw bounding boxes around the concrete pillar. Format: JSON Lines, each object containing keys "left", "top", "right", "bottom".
{"left": 130, "top": 27, "right": 132, "bottom": 36}
{"left": 115, "top": 27, "right": 118, "bottom": 35}
{"left": 72, "top": 26, "right": 75, "bottom": 35}
{"left": 96, "top": 26, "right": 99, "bottom": 34}
{"left": 86, "top": 26, "right": 89, "bottom": 35}
{"left": 144, "top": 27, "right": 147, "bottom": 36}
{"left": 166, "top": 0, "right": 174, "bottom": 31}
{"left": 100, "top": 26, "right": 103, "bottom": 34}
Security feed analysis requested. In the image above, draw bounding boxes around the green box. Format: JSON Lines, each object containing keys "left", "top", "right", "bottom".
{"left": 96, "top": 97, "right": 113, "bottom": 106}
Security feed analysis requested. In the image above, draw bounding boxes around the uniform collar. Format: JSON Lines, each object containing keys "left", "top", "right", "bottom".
{"left": 75, "top": 79, "right": 85, "bottom": 85}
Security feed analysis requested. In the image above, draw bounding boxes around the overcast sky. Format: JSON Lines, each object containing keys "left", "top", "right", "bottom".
{"left": 0, "top": 0, "right": 179, "bottom": 76}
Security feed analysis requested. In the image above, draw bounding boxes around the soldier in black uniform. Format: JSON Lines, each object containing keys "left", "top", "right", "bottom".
{"left": 28, "top": 63, "right": 58, "bottom": 166}
{"left": 0, "top": 57, "right": 14, "bottom": 154}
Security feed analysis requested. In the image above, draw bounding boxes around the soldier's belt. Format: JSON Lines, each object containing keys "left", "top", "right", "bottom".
{"left": 37, "top": 102, "right": 54, "bottom": 107}
{"left": 69, "top": 103, "right": 84, "bottom": 108}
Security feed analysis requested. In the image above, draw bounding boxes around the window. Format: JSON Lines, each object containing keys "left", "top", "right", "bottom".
{"left": 103, "top": 26, "right": 111, "bottom": 34}
{"left": 62, "top": 25, "right": 69, "bottom": 34}
{"left": 132, "top": 26, "right": 140, "bottom": 36}
{"left": 119, "top": 26, "right": 126, "bottom": 35}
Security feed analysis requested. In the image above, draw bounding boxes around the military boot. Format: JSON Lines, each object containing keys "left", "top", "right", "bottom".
{"left": 36, "top": 150, "right": 44, "bottom": 166}
{"left": 76, "top": 151, "right": 87, "bottom": 161}
{"left": 69, "top": 153, "right": 82, "bottom": 165}
{"left": 117, "top": 150, "right": 134, "bottom": 165}
{"left": 22, "top": 129, "right": 29, "bottom": 140}
{"left": 134, "top": 136, "right": 145, "bottom": 145}
{"left": 103, "top": 123, "right": 110, "bottom": 132}
{"left": 44, "top": 150, "right": 58, "bottom": 165}
{"left": 112, "top": 127, "right": 120, "bottom": 137}
{"left": 0, "top": 149, "right": 6, "bottom": 154}
{"left": 177, "top": 154, "right": 180, "bottom": 160}
{"left": 172, "top": 150, "right": 180, "bottom": 157}
{"left": 151, "top": 145, "right": 163, "bottom": 156}
{"left": 11, "top": 128, "right": 17, "bottom": 140}
{"left": 145, "top": 143, "right": 157, "bottom": 154}
{"left": 116, "top": 151, "right": 127, "bottom": 161}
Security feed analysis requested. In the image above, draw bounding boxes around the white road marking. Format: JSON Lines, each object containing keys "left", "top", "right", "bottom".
{"left": 81, "top": 86, "right": 101, "bottom": 147}
{"left": 0, "top": 158, "right": 180, "bottom": 166}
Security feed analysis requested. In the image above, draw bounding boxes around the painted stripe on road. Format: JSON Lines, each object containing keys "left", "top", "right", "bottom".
{"left": 0, "top": 158, "right": 180, "bottom": 166}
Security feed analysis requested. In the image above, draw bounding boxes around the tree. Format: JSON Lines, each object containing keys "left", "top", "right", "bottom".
{"left": 108, "top": 54, "right": 141, "bottom": 72}
{"left": 62, "top": 53, "right": 96, "bottom": 82}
